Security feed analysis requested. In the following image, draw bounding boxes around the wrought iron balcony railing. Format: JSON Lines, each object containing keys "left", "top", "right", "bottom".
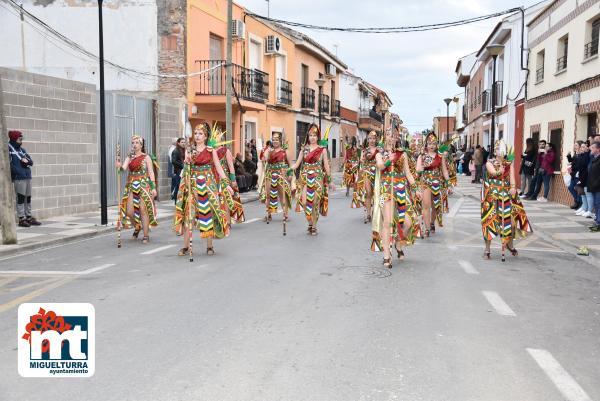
{"left": 194, "top": 60, "right": 269, "bottom": 103}
{"left": 277, "top": 78, "right": 292, "bottom": 106}
{"left": 301, "top": 87, "right": 315, "bottom": 110}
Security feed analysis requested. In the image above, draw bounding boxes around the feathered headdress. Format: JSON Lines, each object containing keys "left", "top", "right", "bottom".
{"left": 438, "top": 133, "right": 459, "bottom": 154}
{"left": 207, "top": 122, "right": 234, "bottom": 150}
{"left": 318, "top": 126, "right": 331, "bottom": 148}
{"left": 272, "top": 131, "right": 288, "bottom": 150}
{"left": 495, "top": 139, "right": 515, "bottom": 161}
{"left": 426, "top": 132, "right": 438, "bottom": 147}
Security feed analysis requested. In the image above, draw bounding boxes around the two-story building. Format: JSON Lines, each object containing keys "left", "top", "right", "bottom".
{"left": 524, "top": 0, "right": 600, "bottom": 204}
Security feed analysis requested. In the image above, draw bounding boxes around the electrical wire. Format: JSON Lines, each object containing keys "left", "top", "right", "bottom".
{"left": 245, "top": 7, "right": 522, "bottom": 33}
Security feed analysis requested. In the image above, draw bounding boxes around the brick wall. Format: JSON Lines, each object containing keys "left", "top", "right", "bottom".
{"left": 158, "top": 0, "right": 186, "bottom": 99}
{"left": 0, "top": 67, "right": 98, "bottom": 219}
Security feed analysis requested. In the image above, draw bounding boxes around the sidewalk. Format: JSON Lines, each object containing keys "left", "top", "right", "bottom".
{"left": 0, "top": 191, "right": 259, "bottom": 257}
{"left": 454, "top": 174, "right": 600, "bottom": 264}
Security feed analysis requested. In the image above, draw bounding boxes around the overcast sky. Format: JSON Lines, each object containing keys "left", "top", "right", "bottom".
{"left": 239, "top": 0, "right": 541, "bottom": 132}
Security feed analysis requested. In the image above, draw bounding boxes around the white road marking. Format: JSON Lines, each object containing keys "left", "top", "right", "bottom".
{"left": 458, "top": 260, "right": 479, "bottom": 275}
{"left": 0, "top": 263, "right": 115, "bottom": 276}
{"left": 482, "top": 291, "right": 516, "bottom": 316}
{"left": 242, "top": 217, "right": 262, "bottom": 224}
{"left": 527, "top": 348, "right": 592, "bottom": 401}
{"left": 453, "top": 244, "right": 567, "bottom": 253}
{"left": 141, "top": 245, "right": 175, "bottom": 255}
{"left": 448, "top": 197, "right": 465, "bottom": 218}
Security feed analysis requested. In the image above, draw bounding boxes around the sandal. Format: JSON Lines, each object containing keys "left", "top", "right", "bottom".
{"left": 142, "top": 236, "right": 149, "bottom": 244}
{"left": 430, "top": 223, "right": 436, "bottom": 234}
{"left": 506, "top": 245, "right": 518, "bottom": 256}
{"left": 383, "top": 258, "right": 392, "bottom": 269}
{"left": 206, "top": 247, "right": 215, "bottom": 256}
{"left": 132, "top": 228, "right": 141, "bottom": 239}
{"left": 307, "top": 225, "right": 313, "bottom": 235}
{"left": 483, "top": 250, "right": 491, "bottom": 260}
{"left": 311, "top": 227, "right": 318, "bottom": 236}
{"left": 178, "top": 247, "right": 189, "bottom": 256}
{"left": 395, "top": 244, "right": 405, "bottom": 260}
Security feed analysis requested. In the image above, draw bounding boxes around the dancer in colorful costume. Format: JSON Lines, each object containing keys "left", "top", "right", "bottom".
{"left": 116, "top": 135, "right": 158, "bottom": 244}
{"left": 371, "top": 129, "right": 422, "bottom": 268}
{"left": 416, "top": 133, "right": 450, "bottom": 237}
{"left": 262, "top": 132, "right": 293, "bottom": 223}
{"left": 212, "top": 125, "right": 245, "bottom": 224}
{"left": 481, "top": 140, "right": 532, "bottom": 260}
{"left": 292, "top": 124, "right": 333, "bottom": 236}
{"left": 356, "top": 130, "right": 380, "bottom": 223}
{"left": 343, "top": 137, "right": 360, "bottom": 197}
{"left": 174, "top": 124, "right": 233, "bottom": 257}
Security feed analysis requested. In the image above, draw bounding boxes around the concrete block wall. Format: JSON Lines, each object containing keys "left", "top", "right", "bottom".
{"left": 157, "top": 98, "right": 184, "bottom": 200}
{"left": 0, "top": 67, "right": 98, "bottom": 219}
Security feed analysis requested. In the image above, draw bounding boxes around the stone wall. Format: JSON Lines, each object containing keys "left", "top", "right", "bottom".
{"left": 0, "top": 67, "right": 98, "bottom": 219}
{"left": 156, "top": 98, "right": 184, "bottom": 200}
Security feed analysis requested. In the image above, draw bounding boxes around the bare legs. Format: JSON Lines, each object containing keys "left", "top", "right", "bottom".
{"left": 422, "top": 188, "right": 432, "bottom": 235}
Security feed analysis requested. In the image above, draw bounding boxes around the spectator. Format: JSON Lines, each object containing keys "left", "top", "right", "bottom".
{"left": 167, "top": 137, "right": 178, "bottom": 181}
{"left": 171, "top": 137, "right": 185, "bottom": 201}
{"left": 575, "top": 142, "right": 593, "bottom": 218}
{"left": 234, "top": 153, "right": 252, "bottom": 192}
{"left": 588, "top": 142, "right": 600, "bottom": 231}
{"left": 250, "top": 139, "right": 258, "bottom": 164}
{"left": 525, "top": 139, "right": 547, "bottom": 200}
{"left": 243, "top": 151, "right": 258, "bottom": 190}
{"left": 473, "top": 145, "right": 484, "bottom": 183}
{"left": 519, "top": 138, "right": 537, "bottom": 197}
{"left": 454, "top": 146, "right": 464, "bottom": 174}
{"left": 462, "top": 147, "right": 473, "bottom": 176}
{"left": 8, "top": 130, "right": 41, "bottom": 227}
{"left": 567, "top": 141, "right": 583, "bottom": 209}
{"left": 538, "top": 143, "right": 556, "bottom": 202}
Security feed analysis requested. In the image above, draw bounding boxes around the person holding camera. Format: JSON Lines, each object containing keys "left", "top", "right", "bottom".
{"left": 8, "top": 130, "right": 41, "bottom": 227}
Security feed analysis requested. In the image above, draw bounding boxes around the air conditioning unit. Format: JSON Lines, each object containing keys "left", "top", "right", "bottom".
{"left": 265, "top": 35, "right": 283, "bottom": 55}
{"left": 232, "top": 20, "right": 245, "bottom": 40}
{"left": 325, "top": 63, "right": 336, "bottom": 77}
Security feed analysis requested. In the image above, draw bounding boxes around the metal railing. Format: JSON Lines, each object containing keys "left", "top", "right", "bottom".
{"left": 494, "top": 81, "right": 503, "bottom": 108}
{"left": 301, "top": 87, "right": 315, "bottom": 110}
{"left": 331, "top": 99, "right": 341, "bottom": 117}
{"left": 556, "top": 56, "right": 567, "bottom": 72}
{"left": 277, "top": 78, "right": 292, "bottom": 106}
{"left": 584, "top": 39, "right": 599, "bottom": 59}
{"left": 536, "top": 66, "right": 544, "bottom": 83}
{"left": 194, "top": 60, "right": 269, "bottom": 103}
{"left": 359, "top": 108, "right": 383, "bottom": 122}
{"left": 320, "top": 94, "right": 330, "bottom": 114}
{"left": 482, "top": 89, "right": 492, "bottom": 114}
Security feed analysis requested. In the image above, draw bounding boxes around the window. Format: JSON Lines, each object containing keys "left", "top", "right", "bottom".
{"left": 585, "top": 18, "right": 599, "bottom": 59}
{"left": 531, "top": 131, "right": 540, "bottom": 145}
{"left": 296, "top": 121, "right": 310, "bottom": 156}
{"left": 332, "top": 139, "right": 337, "bottom": 158}
{"left": 536, "top": 50, "right": 545, "bottom": 82}
{"left": 301, "top": 64, "right": 309, "bottom": 88}
{"left": 588, "top": 112, "right": 598, "bottom": 137}
{"left": 557, "top": 35, "right": 568, "bottom": 72}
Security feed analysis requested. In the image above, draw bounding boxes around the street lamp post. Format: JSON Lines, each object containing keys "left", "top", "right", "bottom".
{"left": 443, "top": 98, "right": 452, "bottom": 142}
{"left": 315, "top": 77, "right": 326, "bottom": 133}
{"left": 487, "top": 43, "right": 504, "bottom": 155}
{"left": 98, "top": 0, "right": 107, "bottom": 226}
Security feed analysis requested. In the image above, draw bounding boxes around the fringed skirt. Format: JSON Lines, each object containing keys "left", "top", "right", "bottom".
{"left": 296, "top": 162, "right": 327, "bottom": 224}
{"left": 343, "top": 160, "right": 359, "bottom": 188}
{"left": 422, "top": 169, "right": 444, "bottom": 226}
{"left": 174, "top": 165, "right": 228, "bottom": 239}
{"left": 220, "top": 175, "right": 245, "bottom": 223}
{"left": 120, "top": 174, "right": 158, "bottom": 229}
{"left": 481, "top": 179, "right": 532, "bottom": 244}
{"left": 266, "top": 163, "right": 292, "bottom": 213}
{"left": 371, "top": 173, "right": 420, "bottom": 252}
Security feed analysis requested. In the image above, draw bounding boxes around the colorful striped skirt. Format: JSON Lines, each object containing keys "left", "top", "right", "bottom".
{"left": 120, "top": 174, "right": 158, "bottom": 229}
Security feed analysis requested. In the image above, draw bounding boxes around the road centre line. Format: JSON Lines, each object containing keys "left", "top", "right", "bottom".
{"left": 482, "top": 291, "right": 516, "bottom": 316}
{"left": 448, "top": 197, "right": 465, "bottom": 218}
{"left": 527, "top": 348, "right": 592, "bottom": 401}
{"left": 141, "top": 245, "right": 175, "bottom": 255}
{"left": 0, "top": 263, "right": 116, "bottom": 276}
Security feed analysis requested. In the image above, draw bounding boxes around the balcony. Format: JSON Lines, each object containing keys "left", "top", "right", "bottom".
{"left": 320, "top": 94, "right": 330, "bottom": 114}
{"left": 482, "top": 89, "right": 492, "bottom": 114}
{"left": 556, "top": 56, "right": 567, "bottom": 72}
{"left": 331, "top": 99, "right": 341, "bottom": 117}
{"left": 277, "top": 78, "right": 292, "bottom": 106}
{"left": 301, "top": 87, "right": 315, "bottom": 110}
{"left": 194, "top": 60, "right": 269, "bottom": 104}
{"left": 494, "top": 81, "right": 503, "bottom": 108}
{"left": 584, "top": 40, "right": 599, "bottom": 60}
{"left": 536, "top": 66, "right": 544, "bottom": 83}
{"left": 358, "top": 108, "right": 383, "bottom": 131}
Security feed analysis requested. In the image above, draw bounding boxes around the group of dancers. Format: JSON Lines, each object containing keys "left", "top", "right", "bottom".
{"left": 115, "top": 122, "right": 532, "bottom": 267}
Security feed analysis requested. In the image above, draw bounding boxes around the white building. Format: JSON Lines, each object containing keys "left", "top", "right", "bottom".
{"left": 524, "top": 0, "right": 600, "bottom": 204}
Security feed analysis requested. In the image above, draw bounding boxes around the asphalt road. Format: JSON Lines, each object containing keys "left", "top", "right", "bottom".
{"left": 0, "top": 188, "right": 599, "bottom": 401}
